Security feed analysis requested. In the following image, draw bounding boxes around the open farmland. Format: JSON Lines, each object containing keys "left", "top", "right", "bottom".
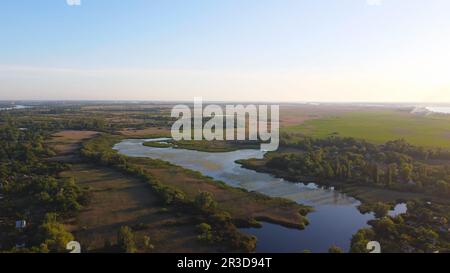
{"left": 283, "top": 109, "right": 450, "bottom": 148}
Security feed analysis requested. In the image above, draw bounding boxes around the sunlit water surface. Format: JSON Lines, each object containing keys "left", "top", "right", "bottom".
{"left": 114, "top": 139, "right": 406, "bottom": 252}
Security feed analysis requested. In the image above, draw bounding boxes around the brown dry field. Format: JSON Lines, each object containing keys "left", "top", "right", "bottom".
{"left": 62, "top": 164, "right": 218, "bottom": 253}
{"left": 129, "top": 157, "right": 310, "bottom": 229}
{"left": 49, "top": 130, "right": 219, "bottom": 252}
{"left": 49, "top": 130, "right": 99, "bottom": 160}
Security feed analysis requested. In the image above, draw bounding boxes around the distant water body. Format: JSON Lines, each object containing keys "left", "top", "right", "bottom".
{"left": 0, "top": 105, "right": 30, "bottom": 111}
{"left": 426, "top": 107, "right": 450, "bottom": 114}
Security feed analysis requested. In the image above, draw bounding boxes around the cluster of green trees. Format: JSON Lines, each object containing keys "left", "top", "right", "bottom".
{"left": 351, "top": 201, "right": 449, "bottom": 253}
{"left": 0, "top": 123, "right": 88, "bottom": 252}
{"left": 117, "top": 226, "right": 137, "bottom": 253}
{"left": 124, "top": 112, "right": 175, "bottom": 129}
{"left": 0, "top": 112, "right": 110, "bottom": 132}
{"left": 80, "top": 134, "right": 257, "bottom": 252}
{"left": 263, "top": 137, "right": 450, "bottom": 197}
{"left": 99, "top": 225, "right": 153, "bottom": 253}
{"left": 0, "top": 106, "right": 175, "bottom": 133}
{"left": 358, "top": 202, "right": 393, "bottom": 218}
{"left": 246, "top": 135, "right": 450, "bottom": 252}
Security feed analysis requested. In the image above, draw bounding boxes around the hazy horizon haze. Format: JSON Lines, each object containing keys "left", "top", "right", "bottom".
{"left": 1, "top": 0, "right": 450, "bottom": 102}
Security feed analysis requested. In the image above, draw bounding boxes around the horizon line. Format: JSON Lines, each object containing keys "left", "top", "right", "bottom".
{"left": 2, "top": 99, "right": 450, "bottom": 105}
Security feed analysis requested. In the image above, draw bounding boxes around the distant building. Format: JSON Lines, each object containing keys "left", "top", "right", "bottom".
{"left": 15, "top": 220, "right": 27, "bottom": 229}
{"left": 15, "top": 243, "right": 26, "bottom": 249}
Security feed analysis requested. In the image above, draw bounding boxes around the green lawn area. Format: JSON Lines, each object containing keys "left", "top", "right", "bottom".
{"left": 283, "top": 110, "right": 450, "bottom": 148}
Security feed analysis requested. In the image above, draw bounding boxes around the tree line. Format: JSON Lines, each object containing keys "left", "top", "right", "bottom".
{"left": 0, "top": 123, "right": 89, "bottom": 252}
{"left": 264, "top": 137, "right": 450, "bottom": 197}
{"left": 80, "top": 134, "right": 257, "bottom": 252}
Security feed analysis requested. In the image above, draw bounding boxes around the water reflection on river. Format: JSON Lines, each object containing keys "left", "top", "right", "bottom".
{"left": 114, "top": 138, "right": 406, "bottom": 252}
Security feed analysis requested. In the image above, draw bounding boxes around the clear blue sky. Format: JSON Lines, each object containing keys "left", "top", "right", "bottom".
{"left": 1, "top": 0, "right": 450, "bottom": 102}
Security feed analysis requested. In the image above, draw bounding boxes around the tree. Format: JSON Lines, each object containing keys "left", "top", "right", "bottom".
{"left": 372, "top": 165, "right": 380, "bottom": 184}
{"left": 385, "top": 163, "right": 397, "bottom": 186}
{"left": 400, "top": 163, "right": 413, "bottom": 181}
{"left": 194, "top": 191, "right": 217, "bottom": 212}
{"left": 372, "top": 217, "right": 396, "bottom": 236}
{"left": 415, "top": 227, "right": 439, "bottom": 252}
{"left": 117, "top": 226, "right": 137, "bottom": 253}
{"left": 328, "top": 245, "right": 344, "bottom": 253}
{"left": 197, "top": 223, "right": 213, "bottom": 242}
{"left": 350, "top": 228, "right": 375, "bottom": 253}
{"left": 373, "top": 202, "right": 391, "bottom": 218}
{"left": 143, "top": 235, "right": 154, "bottom": 251}
{"left": 323, "top": 163, "right": 334, "bottom": 178}
{"left": 346, "top": 160, "right": 352, "bottom": 179}
{"left": 39, "top": 213, "right": 74, "bottom": 252}
{"left": 436, "top": 180, "right": 450, "bottom": 197}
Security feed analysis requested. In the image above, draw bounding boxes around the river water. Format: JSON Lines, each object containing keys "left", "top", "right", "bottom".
{"left": 114, "top": 138, "right": 406, "bottom": 253}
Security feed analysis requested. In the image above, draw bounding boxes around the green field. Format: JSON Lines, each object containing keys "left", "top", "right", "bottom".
{"left": 283, "top": 110, "right": 450, "bottom": 148}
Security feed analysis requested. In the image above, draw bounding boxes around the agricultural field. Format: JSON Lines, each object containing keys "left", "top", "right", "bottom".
{"left": 283, "top": 109, "right": 450, "bottom": 148}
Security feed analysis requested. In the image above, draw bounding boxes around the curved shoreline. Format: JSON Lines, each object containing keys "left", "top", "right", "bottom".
{"left": 112, "top": 138, "right": 313, "bottom": 230}
{"left": 114, "top": 138, "right": 377, "bottom": 252}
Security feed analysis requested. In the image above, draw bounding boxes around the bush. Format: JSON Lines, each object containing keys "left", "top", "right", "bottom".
{"left": 372, "top": 202, "right": 391, "bottom": 218}
{"left": 38, "top": 213, "right": 74, "bottom": 252}
{"left": 328, "top": 245, "right": 344, "bottom": 253}
{"left": 194, "top": 191, "right": 217, "bottom": 212}
{"left": 196, "top": 223, "right": 213, "bottom": 242}
{"left": 117, "top": 226, "right": 137, "bottom": 253}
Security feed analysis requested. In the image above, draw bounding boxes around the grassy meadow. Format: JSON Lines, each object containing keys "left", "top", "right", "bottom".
{"left": 283, "top": 109, "right": 450, "bottom": 148}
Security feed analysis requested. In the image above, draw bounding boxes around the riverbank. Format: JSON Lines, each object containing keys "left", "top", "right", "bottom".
{"left": 115, "top": 137, "right": 381, "bottom": 252}
{"left": 81, "top": 134, "right": 313, "bottom": 251}
{"left": 143, "top": 139, "right": 260, "bottom": 153}
{"left": 49, "top": 131, "right": 225, "bottom": 252}
{"left": 237, "top": 154, "right": 449, "bottom": 210}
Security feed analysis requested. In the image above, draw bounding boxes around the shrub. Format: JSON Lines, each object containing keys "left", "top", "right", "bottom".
{"left": 194, "top": 191, "right": 217, "bottom": 212}
{"left": 196, "top": 223, "right": 213, "bottom": 242}
{"left": 117, "top": 226, "right": 137, "bottom": 253}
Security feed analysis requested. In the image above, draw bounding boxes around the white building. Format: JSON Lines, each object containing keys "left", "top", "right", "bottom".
{"left": 15, "top": 220, "right": 27, "bottom": 229}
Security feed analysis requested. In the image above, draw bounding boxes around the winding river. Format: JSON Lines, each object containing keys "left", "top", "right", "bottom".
{"left": 114, "top": 138, "right": 406, "bottom": 253}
